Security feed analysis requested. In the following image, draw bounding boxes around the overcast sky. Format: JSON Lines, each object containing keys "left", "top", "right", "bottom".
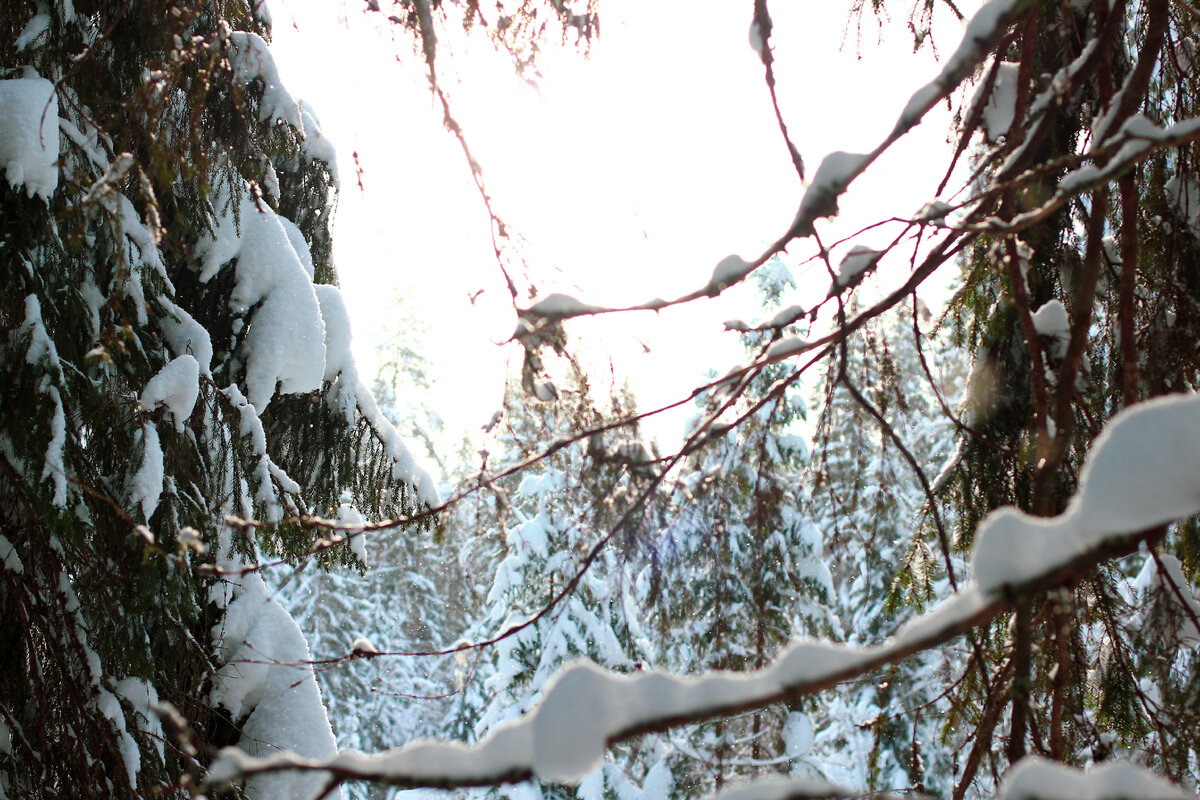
{"left": 267, "top": 0, "right": 973, "bottom": 457}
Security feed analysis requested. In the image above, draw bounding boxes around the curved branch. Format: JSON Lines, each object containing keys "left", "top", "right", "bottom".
{"left": 204, "top": 387, "right": 1200, "bottom": 792}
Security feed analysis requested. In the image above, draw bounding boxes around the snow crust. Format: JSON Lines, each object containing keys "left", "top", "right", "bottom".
{"left": 15, "top": 13, "right": 50, "bottom": 51}
{"left": 996, "top": 756, "right": 1191, "bottom": 800}
{"left": 158, "top": 295, "right": 214, "bottom": 375}
{"left": 114, "top": 677, "right": 166, "bottom": 768}
{"left": 1166, "top": 171, "right": 1200, "bottom": 240}
{"left": 0, "top": 534, "right": 22, "bottom": 574}
{"left": 130, "top": 422, "right": 164, "bottom": 522}
{"left": 315, "top": 284, "right": 359, "bottom": 422}
{"left": 280, "top": 217, "right": 315, "bottom": 279}
{"left": 710, "top": 255, "right": 753, "bottom": 290}
{"left": 140, "top": 355, "right": 200, "bottom": 432}
{"left": 765, "top": 337, "right": 809, "bottom": 361}
{"left": 972, "top": 392, "right": 1200, "bottom": 593}
{"left": 19, "top": 293, "right": 67, "bottom": 506}
{"left": 748, "top": 17, "right": 767, "bottom": 61}
{"left": 337, "top": 499, "right": 368, "bottom": 563}
{"left": 791, "top": 152, "right": 869, "bottom": 236}
{"left": 524, "top": 293, "right": 607, "bottom": 320}
{"left": 0, "top": 77, "right": 59, "bottom": 199}
{"left": 768, "top": 305, "right": 805, "bottom": 328}
{"left": 96, "top": 686, "right": 140, "bottom": 785}
{"left": 916, "top": 200, "right": 953, "bottom": 224}
{"left": 298, "top": 100, "right": 338, "bottom": 187}
{"left": 21, "top": 294, "right": 60, "bottom": 372}
{"left": 351, "top": 636, "right": 378, "bottom": 656}
{"left": 831, "top": 246, "right": 882, "bottom": 293}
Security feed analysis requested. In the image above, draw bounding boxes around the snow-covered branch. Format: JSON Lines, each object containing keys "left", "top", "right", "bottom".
{"left": 206, "top": 389, "right": 1200, "bottom": 792}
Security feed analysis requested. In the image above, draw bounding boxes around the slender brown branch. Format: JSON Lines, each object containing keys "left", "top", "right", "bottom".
{"left": 1118, "top": 172, "right": 1140, "bottom": 406}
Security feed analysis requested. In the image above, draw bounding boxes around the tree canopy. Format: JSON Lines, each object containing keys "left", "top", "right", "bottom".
{"left": 4, "top": 0, "right": 1200, "bottom": 799}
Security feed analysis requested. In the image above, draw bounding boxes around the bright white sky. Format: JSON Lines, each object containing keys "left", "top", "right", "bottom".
{"left": 268, "top": 0, "right": 974, "bottom": 460}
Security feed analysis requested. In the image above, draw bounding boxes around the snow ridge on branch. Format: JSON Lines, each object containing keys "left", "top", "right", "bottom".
{"left": 206, "top": 390, "right": 1200, "bottom": 793}
{"left": 514, "top": 0, "right": 1029, "bottom": 329}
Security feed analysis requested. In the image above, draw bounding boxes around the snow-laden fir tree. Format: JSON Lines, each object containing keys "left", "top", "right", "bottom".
{"left": 0, "top": 2, "right": 435, "bottom": 798}
{"left": 450, "top": 370, "right": 661, "bottom": 800}
{"left": 643, "top": 260, "right": 837, "bottom": 797}
{"left": 805, "top": 299, "right": 966, "bottom": 795}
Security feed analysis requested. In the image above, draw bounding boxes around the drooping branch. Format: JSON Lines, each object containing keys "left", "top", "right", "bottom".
{"left": 203, "top": 389, "right": 1200, "bottom": 792}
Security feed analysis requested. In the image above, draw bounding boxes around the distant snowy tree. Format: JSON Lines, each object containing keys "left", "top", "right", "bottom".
{"left": 806, "top": 299, "right": 965, "bottom": 795}
{"left": 455, "top": 373, "right": 657, "bottom": 800}
{"left": 644, "top": 261, "right": 837, "bottom": 796}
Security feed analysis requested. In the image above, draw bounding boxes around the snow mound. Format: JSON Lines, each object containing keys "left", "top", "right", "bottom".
{"left": 1031, "top": 299, "right": 1069, "bottom": 358}
{"left": 0, "top": 534, "right": 23, "bottom": 574}
{"left": 831, "top": 246, "right": 882, "bottom": 293}
{"left": 314, "top": 284, "right": 358, "bottom": 423}
{"left": 228, "top": 32, "right": 302, "bottom": 129}
{"left": 524, "top": 293, "right": 606, "bottom": 320}
{"left": 996, "top": 756, "right": 1191, "bottom": 800}
{"left": 141, "top": 355, "right": 200, "bottom": 432}
{"left": 976, "top": 61, "right": 1020, "bottom": 141}
{"left": 298, "top": 100, "right": 338, "bottom": 187}
{"left": 195, "top": 183, "right": 325, "bottom": 412}
{"left": 1166, "top": 171, "right": 1200, "bottom": 241}
{"left": 159, "top": 295, "right": 214, "bottom": 375}
{"left": 972, "top": 391, "right": 1200, "bottom": 593}
{"left": 0, "top": 77, "right": 59, "bottom": 199}
{"left": 710, "top": 255, "right": 752, "bottom": 290}
{"left": 129, "top": 422, "right": 164, "bottom": 522}
{"left": 792, "top": 152, "right": 869, "bottom": 236}
{"left": 211, "top": 564, "right": 341, "bottom": 800}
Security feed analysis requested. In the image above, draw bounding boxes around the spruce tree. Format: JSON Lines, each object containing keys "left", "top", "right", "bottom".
{"left": 934, "top": 2, "right": 1200, "bottom": 792}
{"left": 0, "top": 2, "right": 433, "bottom": 797}
{"left": 456, "top": 371, "right": 656, "bottom": 800}
{"left": 806, "top": 299, "right": 965, "bottom": 795}
{"left": 645, "top": 261, "right": 837, "bottom": 797}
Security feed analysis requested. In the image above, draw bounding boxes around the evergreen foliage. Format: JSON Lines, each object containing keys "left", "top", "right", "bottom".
{"left": 451, "top": 372, "right": 657, "bottom": 800}
{"left": 933, "top": 1, "right": 1200, "bottom": 791}
{"left": 0, "top": 1, "right": 434, "bottom": 797}
{"left": 645, "top": 263, "right": 836, "bottom": 797}
{"left": 807, "top": 300, "right": 965, "bottom": 795}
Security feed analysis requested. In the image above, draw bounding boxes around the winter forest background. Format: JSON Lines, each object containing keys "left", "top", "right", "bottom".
{"left": 4, "top": 0, "right": 1200, "bottom": 799}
